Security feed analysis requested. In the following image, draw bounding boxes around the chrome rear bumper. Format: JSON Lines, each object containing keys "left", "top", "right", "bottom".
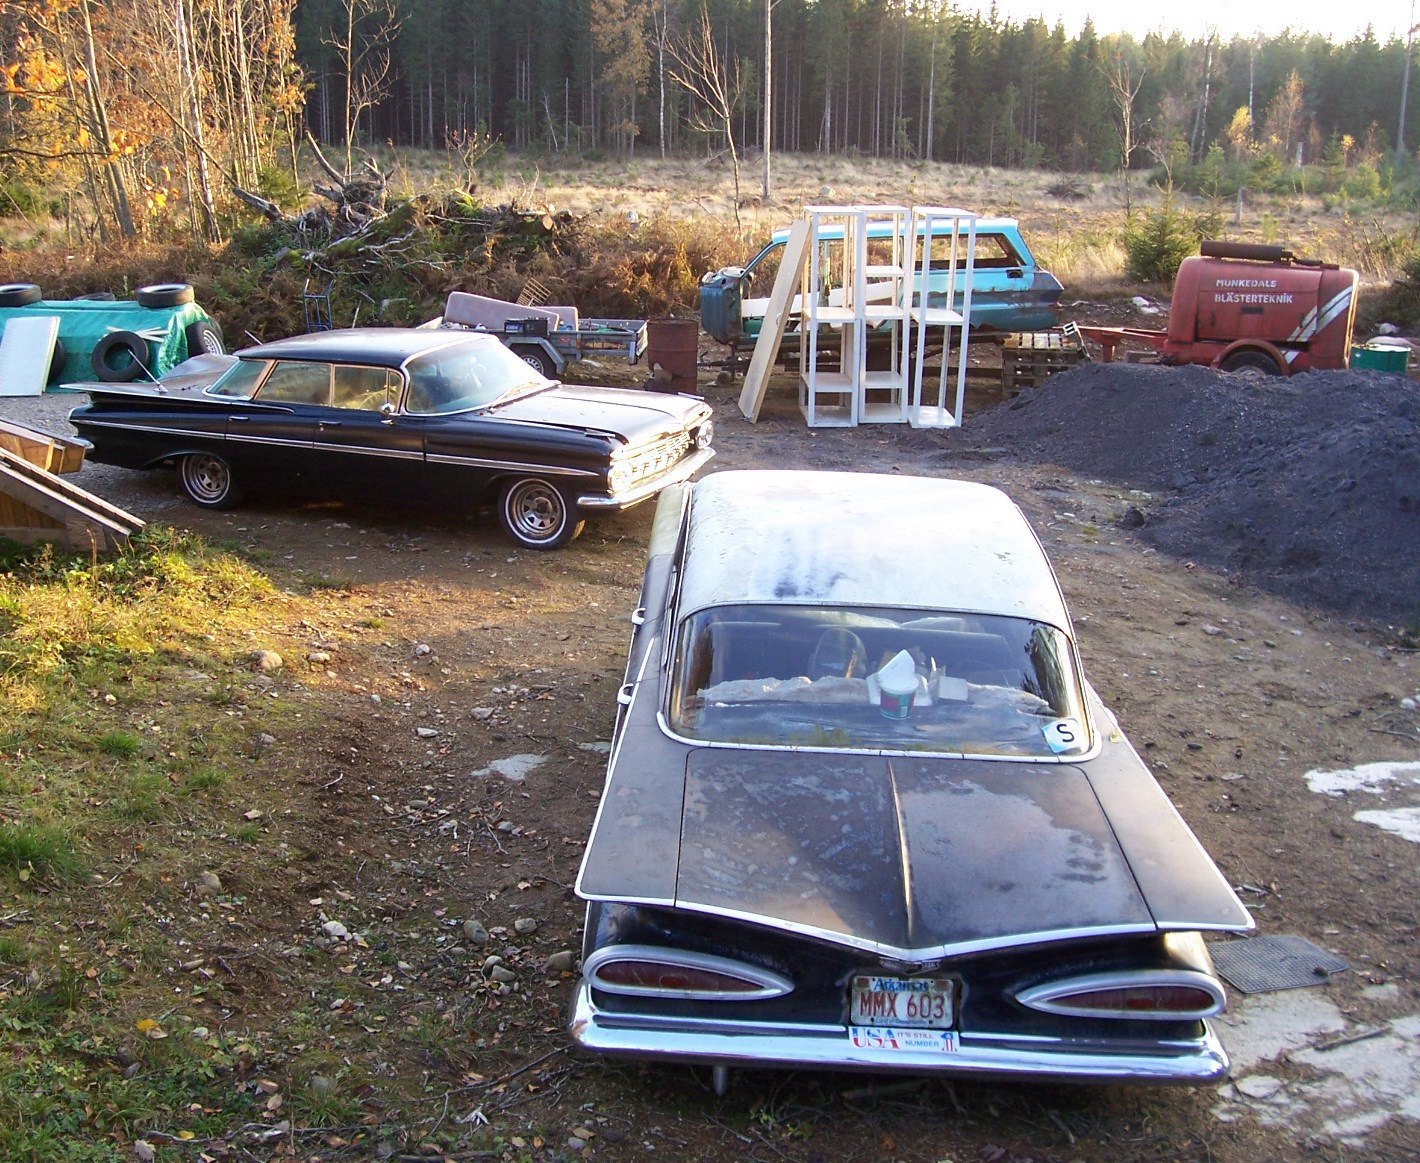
{"left": 569, "top": 983, "right": 1231, "bottom": 1085}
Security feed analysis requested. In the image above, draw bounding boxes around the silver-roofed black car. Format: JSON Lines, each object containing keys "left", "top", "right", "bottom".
{"left": 66, "top": 328, "right": 714, "bottom": 548}
{"left": 572, "top": 470, "right": 1252, "bottom": 1091}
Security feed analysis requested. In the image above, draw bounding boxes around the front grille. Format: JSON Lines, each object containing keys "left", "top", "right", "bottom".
{"left": 615, "top": 430, "right": 693, "bottom": 490}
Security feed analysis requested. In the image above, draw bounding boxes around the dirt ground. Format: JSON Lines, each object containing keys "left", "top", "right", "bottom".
{"left": 5, "top": 349, "right": 1419, "bottom": 1162}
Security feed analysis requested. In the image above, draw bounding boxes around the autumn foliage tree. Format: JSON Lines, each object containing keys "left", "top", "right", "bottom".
{"left": 0, "top": 0, "right": 306, "bottom": 244}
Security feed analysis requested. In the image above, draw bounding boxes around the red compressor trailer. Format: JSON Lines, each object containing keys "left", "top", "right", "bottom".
{"left": 1078, "top": 240, "right": 1359, "bottom": 374}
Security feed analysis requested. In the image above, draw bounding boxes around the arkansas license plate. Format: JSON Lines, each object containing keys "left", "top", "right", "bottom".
{"left": 850, "top": 975, "right": 955, "bottom": 1028}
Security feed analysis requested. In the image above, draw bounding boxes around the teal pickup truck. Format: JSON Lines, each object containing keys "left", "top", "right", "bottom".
{"left": 699, "top": 216, "right": 1062, "bottom": 355}
{"left": 0, "top": 282, "right": 223, "bottom": 388}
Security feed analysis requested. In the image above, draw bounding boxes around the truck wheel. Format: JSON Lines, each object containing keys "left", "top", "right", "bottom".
{"left": 0, "top": 283, "right": 42, "bottom": 306}
{"left": 1220, "top": 350, "right": 1283, "bottom": 376}
{"left": 135, "top": 282, "right": 195, "bottom": 308}
{"left": 514, "top": 345, "right": 558, "bottom": 379}
{"left": 498, "top": 477, "right": 585, "bottom": 550}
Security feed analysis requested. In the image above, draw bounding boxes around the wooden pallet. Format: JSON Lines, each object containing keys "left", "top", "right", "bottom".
{"left": 1001, "top": 327, "right": 1088, "bottom": 395}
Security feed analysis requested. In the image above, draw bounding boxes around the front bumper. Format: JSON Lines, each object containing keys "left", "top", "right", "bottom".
{"left": 569, "top": 983, "right": 1231, "bottom": 1085}
{"left": 576, "top": 448, "right": 714, "bottom": 513}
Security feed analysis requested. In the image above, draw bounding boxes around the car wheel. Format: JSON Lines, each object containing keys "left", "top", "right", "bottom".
{"left": 498, "top": 477, "right": 585, "bottom": 550}
{"left": 46, "top": 338, "right": 66, "bottom": 385}
{"left": 185, "top": 319, "right": 225, "bottom": 357}
{"left": 179, "top": 453, "right": 243, "bottom": 509}
{"left": 135, "top": 282, "right": 195, "bottom": 308}
{"left": 514, "top": 345, "right": 558, "bottom": 379}
{"left": 1219, "top": 349, "right": 1283, "bottom": 376}
{"left": 0, "top": 283, "right": 42, "bottom": 307}
{"left": 91, "top": 331, "right": 151, "bottom": 382}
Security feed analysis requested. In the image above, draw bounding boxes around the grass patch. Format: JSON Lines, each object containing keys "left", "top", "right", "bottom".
{"left": 95, "top": 730, "right": 142, "bottom": 758}
{"left": 0, "top": 822, "right": 83, "bottom": 880}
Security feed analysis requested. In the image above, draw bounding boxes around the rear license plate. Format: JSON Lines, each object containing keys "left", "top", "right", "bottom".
{"left": 850, "top": 975, "right": 955, "bottom": 1028}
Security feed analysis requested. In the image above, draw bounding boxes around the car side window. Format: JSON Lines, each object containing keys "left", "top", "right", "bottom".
{"left": 931, "top": 233, "right": 1021, "bottom": 271}
{"left": 258, "top": 361, "right": 332, "bottom": 405}
{"left": 331, "top": 365, "right": 396, "bottom": 411}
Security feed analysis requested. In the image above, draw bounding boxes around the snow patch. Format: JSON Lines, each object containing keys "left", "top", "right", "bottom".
{"left": 1214, "top": 994, "right": 1420, "bottom": 1143}
{"left": 1304, "top": 760, "right": 1420, "bottom": 797}
{"left": 1304, "top": 761, "right": 1420, "bottom": 843}
{"left": 470, "top": 754, "right": 548, "bottom": 782}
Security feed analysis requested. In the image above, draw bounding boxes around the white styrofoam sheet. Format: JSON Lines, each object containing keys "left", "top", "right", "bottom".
{"left": 0, "top": 315, "right": 61, "bottom": 396}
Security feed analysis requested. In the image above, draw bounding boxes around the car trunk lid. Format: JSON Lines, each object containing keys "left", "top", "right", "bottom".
{"left": 671, "top": 749, "right": 1202, "bottom": 960}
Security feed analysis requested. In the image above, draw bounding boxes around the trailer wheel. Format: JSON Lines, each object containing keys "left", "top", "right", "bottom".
{"left": 1220, "top": 349, "right": 1283, "bottom": 376}
{"left": 513, "top": 345, "right": 558, "bottom": 379}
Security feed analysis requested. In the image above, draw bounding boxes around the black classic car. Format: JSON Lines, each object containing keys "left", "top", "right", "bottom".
{"left": 66, "top": 329, "right": 714, "bottom": 549}
{"left": 572, "top": 470, "right": 1253, "bottom": 1092}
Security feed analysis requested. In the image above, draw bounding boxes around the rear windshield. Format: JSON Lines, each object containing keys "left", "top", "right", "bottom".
{"left": 669, "top": 604, "right": 1089, "bottom": 758}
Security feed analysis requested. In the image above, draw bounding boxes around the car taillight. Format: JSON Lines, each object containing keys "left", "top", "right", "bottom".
{"left": 1015, "top": 971, "right": 1224, "bottom": 1020}
{"left": 585, "top": 945, "right": 793, "bottom": 1001}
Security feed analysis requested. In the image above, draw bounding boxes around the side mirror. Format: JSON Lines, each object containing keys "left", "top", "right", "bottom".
{"left": 379, "top": 401, "right": 397, "bottom": 423}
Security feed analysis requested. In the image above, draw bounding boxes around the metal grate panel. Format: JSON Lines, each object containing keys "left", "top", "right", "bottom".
{"left": 1209, "top": 934, "right": 1349, "bottom": 995}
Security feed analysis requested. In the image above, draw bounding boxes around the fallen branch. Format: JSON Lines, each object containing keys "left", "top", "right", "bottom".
{"left": 232, "top": 186, "right": 285, "bottom": 223}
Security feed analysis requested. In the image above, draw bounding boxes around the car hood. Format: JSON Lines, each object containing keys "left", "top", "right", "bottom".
{"left": 659, "top": 748, "right": 1239, "bottom": 960}
{"left": 491, "top": 384, "right": 708, "bottom": 444}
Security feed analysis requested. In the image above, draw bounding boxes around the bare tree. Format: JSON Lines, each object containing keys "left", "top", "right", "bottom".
{"left": 1101, "top": 53, "right": 1145, "bottom": 214}
{"left": 669, "top": 4, "right": 746, "bottom": 226}
{"left": 323, "top": 0, "right": 401, "bottom": 172}
{"left": 1401, "top": 0, "right": 1417, "bottom": 163}
{"left": 647, "top": 0, "right": 673, "bottom": 157}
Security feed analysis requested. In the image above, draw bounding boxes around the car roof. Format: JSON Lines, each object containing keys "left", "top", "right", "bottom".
{"left": 238, "top": 327, "right": 496, "bottom": 368}
{"left": 677, "top": 470, "right": 1071, "bottom": 626}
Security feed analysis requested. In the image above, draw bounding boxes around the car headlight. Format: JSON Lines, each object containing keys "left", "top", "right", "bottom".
{"left": 607, "top": 461, "right": 630, "bottom": 493}
{"left": 695, "top": 421, "right": 714, "bottom": 450}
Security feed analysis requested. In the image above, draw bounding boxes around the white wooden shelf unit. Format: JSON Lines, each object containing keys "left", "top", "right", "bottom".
{"left": 798, "top": 205, "right": 911, "bottom": 427}
{"left": 904, "top": 205, "right": 978, "bottom": 429}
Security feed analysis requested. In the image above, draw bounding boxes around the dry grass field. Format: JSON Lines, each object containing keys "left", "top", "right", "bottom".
{"left": 373, "top": 150, "right": 1413, "bottom": 291}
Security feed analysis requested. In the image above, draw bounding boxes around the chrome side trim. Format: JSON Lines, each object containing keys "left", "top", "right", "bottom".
{"left": 71, "top": 418, "right": 231, "bottom": 441}
{"left": 584, "top": 945, "right": 794, "bottom": 1001}
{"left": 425, "top": 453, "right": 598, "bottom": 477}
{"left": 568, "top": 985, "right": 1231, "bottom": 1084}
{"left": 577, "top": 448, "right": 715, "bottom": 512}
{"left": 1015, "top": 969, "right": 1226, "bottom": 1020}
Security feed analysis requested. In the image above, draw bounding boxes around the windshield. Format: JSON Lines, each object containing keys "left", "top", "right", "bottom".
{"left": 403, "top": 341, "right": 550, "bottom": 414}
{"left": 669, "top": 604, "right": 1089, "bottom": 758}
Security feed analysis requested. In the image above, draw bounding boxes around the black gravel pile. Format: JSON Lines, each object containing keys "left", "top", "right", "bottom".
{"left": 961, "top": 362, "right": 1420, "bottom": 622}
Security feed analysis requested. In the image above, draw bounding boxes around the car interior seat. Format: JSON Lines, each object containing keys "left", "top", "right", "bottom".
{"left": 807, "top": 628, "right": 868, "bottom": 680}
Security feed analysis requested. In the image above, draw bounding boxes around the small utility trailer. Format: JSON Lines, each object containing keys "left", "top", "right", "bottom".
{"left": 424, "top": 291, "right": 646, "bottom": 378}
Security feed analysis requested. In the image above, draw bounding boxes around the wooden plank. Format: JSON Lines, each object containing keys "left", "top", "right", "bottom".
{"left": 0, "top": 446, "right": 143, "bottom": 528}
{"left": 738, "top": 220, "right": 811, "bottom": 422}
{"left": 0, "top": 417, "right": 90, "bottom": 474}
{"left": 0, "top": 447, "right": 143, "bottom": 551}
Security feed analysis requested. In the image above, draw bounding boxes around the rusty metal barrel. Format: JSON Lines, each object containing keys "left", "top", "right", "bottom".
{"left": 645, "top": 318, "right": 700, "bottom": 393}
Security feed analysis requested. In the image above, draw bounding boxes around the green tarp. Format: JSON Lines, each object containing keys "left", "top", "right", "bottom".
{"left": 0, "top": 298, "right": 217, "bottom": 388}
